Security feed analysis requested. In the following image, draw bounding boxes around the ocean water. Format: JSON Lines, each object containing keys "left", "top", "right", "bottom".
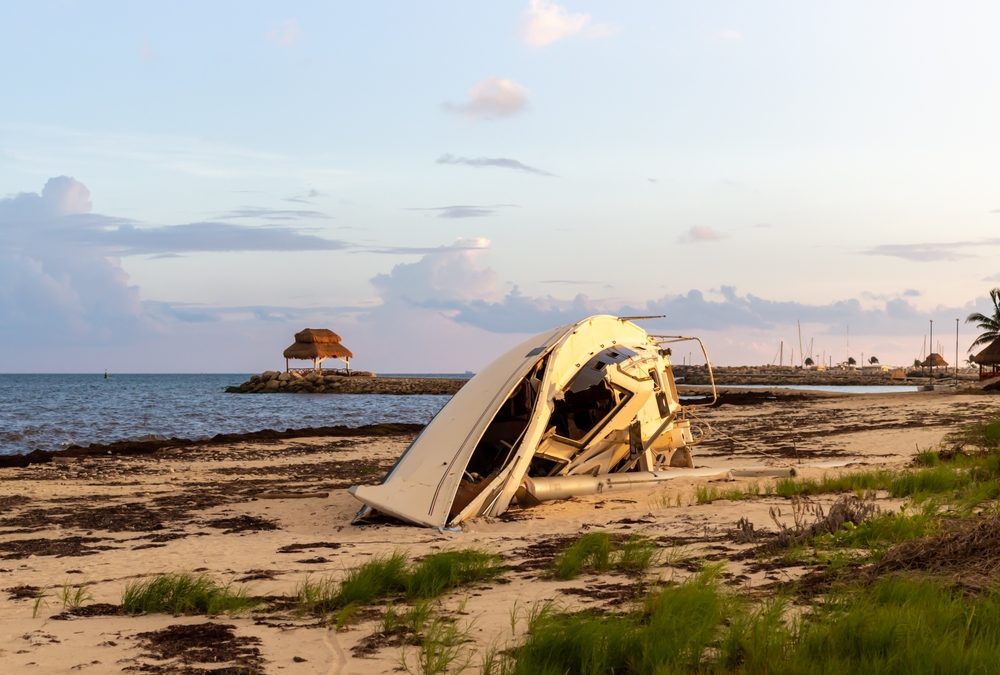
{"left": 0, "top": 374, "right": 450, "bottom": 457}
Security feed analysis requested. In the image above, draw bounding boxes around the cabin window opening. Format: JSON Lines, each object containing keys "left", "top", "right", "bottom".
{"left": 460, "top": 358, "right": 547, "bottom": 482}
{"left": 450, "top": 358, "right": 548, "bottom": 518}
{"left": 546, "top": 347, "right": 637, "bottom": 444}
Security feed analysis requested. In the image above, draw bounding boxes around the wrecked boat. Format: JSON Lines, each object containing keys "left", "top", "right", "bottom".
{"left": 350, "top": 315, "right": 718, "bottom": 528}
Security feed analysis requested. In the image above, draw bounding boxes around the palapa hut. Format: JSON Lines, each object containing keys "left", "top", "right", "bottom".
{"left": 972, "top": 338, "right": 1000, "bottom": 381}
{"left": 921, "top": 353, "right": 949, "bottom": 368}
{"left": 283, "top": 328, "right": 354, "bottom": 373}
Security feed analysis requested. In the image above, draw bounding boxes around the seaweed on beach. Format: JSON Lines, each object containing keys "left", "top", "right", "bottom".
{"left": 0, "top": 536, "right": 116, "bottom": 559}
{"left": 130, "top": 622, "right": 263, "bottom": 674}
{"left": 0, "top": 422, "right": 423, "bottom": 469}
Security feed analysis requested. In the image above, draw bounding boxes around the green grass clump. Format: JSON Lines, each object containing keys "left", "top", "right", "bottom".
{"left": 775, "top": 470, "right": 895, "bottom": 498}
{"left": 60, "top": 583, "right": 93, "bottom": 610}
{"left": 785, "top": 576, "right": 1000, "bottom": 674}
{"left": 298, "top": 549, "right": 503, "bottom": 616}
{"left": 824, "top": 507, "right": 938, "bottom": 550}
{"left": 121, "top": 573, "right": 256, "bottom": 616}
{"left": 407, "top": 549, "right": 503, "bottom": 599}
{"left": 511, "top": 568, "right": 731, "bottom": 674}
{"left": 337, "top": 552, "right": 409, "bottom": 608}
{"left": 696, "top": 483, "right": 763, "bottom": 505}
{"left": 552, "top": 533, "right": 658, "bottom": 580}
{"left": 775, "top": 453, "right": 1000, "bottom": 505}
{"left": 553, "top": 532, "right": 613, "bottom": 579}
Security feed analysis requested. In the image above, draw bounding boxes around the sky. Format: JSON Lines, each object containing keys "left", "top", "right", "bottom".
{"left": 1, "top": 1, "right": 999, "bottom": 373}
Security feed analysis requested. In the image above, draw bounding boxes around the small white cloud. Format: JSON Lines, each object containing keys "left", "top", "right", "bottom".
{"left": 444, "top": 77, "right": 528, "bottom": 120}
{"left": 716, "top": 28, "right": 743, "bottom": 41}
{"left": 267, "top": 19, "right": 300, "bottom": 48}
{"left": 679, "top": 226, "right": 726, "bottom": 243}
{"left": 521, "top": 0, "right": 608, "bottom": 47}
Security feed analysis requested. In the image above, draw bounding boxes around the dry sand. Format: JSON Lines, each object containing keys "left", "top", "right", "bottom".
{"left": 1, "top": 389, "right": 996, "bottom": 674}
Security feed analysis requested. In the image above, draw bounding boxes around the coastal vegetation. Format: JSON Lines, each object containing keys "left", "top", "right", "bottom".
{"left": 121, "top": 573, "right": 257, "bottom": 616}
{"left": 966, "top": 287, "right": 1000, "bottom": 351}
{"left": 296, "top": 548, "right": 503, "bottom": 617}
{"left": 551, "top": 532, "right": 658, "bottom": 580}
{"left": 482, "top": 409, "right": 1000, "bottom": 674}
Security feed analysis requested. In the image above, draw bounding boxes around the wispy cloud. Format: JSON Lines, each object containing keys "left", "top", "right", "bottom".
{"left": 361, "top": 239, "right": 492, "bottom": 256}
{"left": 407, "top": 204, "right": 518, "bottom": 219}
{"left": 541, "top": 279, "right": 605, "bottom": 285}
{"left": 217, "top": 207, "right": 330, "bottom": 221}
{"left": 283, "top": 189, "right": 325, "bottom": 204}
{"left": 863, "top": 242, "right": 980, "bottom": 262}
{"left": 94, "top": 222, "right": 350, "bottom": 255}
{"left": 266, "top": 19, "right": 300, "bottom": 47}
{"left": 678, "top": 226, "right": 726, "bottom": 243}
{"left": 436, "top": 153, "right": 553, "bottom": 176}
{"left": 521, "top": 0, "right": 612, "bottom": 47}
{"left": 444, "top": 76, "right": 528, "bottom": 119}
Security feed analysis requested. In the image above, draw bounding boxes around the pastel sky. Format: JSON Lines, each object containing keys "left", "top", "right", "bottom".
{"left": 2, "top": 1, "right": 999, "bottom": 373}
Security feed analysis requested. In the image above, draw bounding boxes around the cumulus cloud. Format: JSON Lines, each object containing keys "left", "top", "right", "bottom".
{"left": 407, "top": 204, "right": 518, "bottom": 219}
{"left": 371, "top": 238, "right": 499, "bottom": 306}
{"left": 678, "top": 226, "right": 726, "bottom": 243}
{"left": 266, "top": 19, "right": 300, "bottom": 47}
{"left": 0, "top": 176, "right": 353, "bottom": 348}
{"left": 436, "top": 153, "right": 553, "bottom": 176}
{"left": 444, "top": 77, "right": 528, "bottom": 119}
{"left": 521, "top": 0, "right": 610, "bottom": 47}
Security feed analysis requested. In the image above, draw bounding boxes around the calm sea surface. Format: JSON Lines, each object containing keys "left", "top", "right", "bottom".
{"left": 0, "top": 375, "right": 922, "bottom": 458}
{"left": 0, "top": 374, "right": 451, "bottom": 457}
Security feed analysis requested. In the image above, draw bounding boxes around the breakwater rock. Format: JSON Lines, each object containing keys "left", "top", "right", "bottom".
{"left": 674, "top": 365, "right": 974, "bottom": 386}
{"left": 226, "top": 370, "right": 468, "bottom": 395}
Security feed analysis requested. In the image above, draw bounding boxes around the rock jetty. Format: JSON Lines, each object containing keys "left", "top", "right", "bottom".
{"left": 675, "top": 365, "right": 975, "bottom": 386}
{"left": 226, "top": 370, "right": 468, "bottom": 395}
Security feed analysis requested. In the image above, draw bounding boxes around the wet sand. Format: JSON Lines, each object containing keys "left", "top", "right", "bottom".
{"left": 0, "top": 389, "right": 995, "bottom": 673}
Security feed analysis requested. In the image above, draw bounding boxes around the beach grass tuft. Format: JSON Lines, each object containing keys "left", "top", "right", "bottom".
{"left": 297, "top": 549, "right": 504, "bottom": 617}
{"left": 60, "top": 583, "right": 93, "bottom": 610}
{"left": 552, "top": 532, "right": 658, "bottom": 580}
{"left": 121, "top": 572, "right": 257, "bottom": 616}
{"left": 406, "top": 549, "right": 504, "bottom": 599}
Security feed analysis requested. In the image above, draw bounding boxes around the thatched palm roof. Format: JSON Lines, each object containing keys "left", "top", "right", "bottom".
{"left": 284, "top": 327, "right": 353, "bottom": 361}
{"left": 922, "top": 353, "right": 948, "bottom": 367}
{"left": 283, "top": 341, "right": 353, "bottom": 360}
{"left": 972, "top": 338, "right": 1000, "bottom": 366}
{"left": 294, "top": 328, "right": 342, "bottom": 344}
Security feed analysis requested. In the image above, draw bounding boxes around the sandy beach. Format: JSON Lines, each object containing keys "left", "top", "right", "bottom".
{"left": 1, "top": 388, "right": 996, "bottom": 674}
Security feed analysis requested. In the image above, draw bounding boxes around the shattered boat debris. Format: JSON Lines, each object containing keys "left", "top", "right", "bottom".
{"left": 349, "top": 315, "right": 718, "bottom": 528}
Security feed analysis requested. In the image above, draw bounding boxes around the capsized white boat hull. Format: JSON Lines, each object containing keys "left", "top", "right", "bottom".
{"left": 350, "top": 315, "right": 716, "bottom": 528}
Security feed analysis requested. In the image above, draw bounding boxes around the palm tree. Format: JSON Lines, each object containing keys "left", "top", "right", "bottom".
{"left": 847, "top": 356, "right": 857, "bottom": 366}
{"left": 804, "top": 357, "right": 814, "bottom": 367}
{"left": 966, "top": 287, "right": 1000, "bottom": 351}
{"left": 869, "top": 356, "right": 879, "bottom": 365}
